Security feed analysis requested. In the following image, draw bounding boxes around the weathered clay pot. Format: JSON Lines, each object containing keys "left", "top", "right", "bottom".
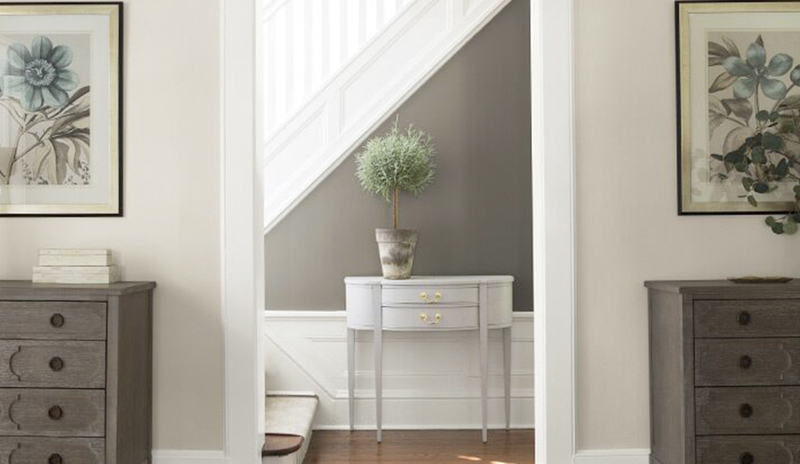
{"left": 375, "top": 228, "right": 418, "bottom": 279}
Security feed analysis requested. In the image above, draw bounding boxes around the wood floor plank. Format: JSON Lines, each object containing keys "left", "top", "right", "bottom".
{"left": 304, "top": 430, "right": 534, "bottom": 464}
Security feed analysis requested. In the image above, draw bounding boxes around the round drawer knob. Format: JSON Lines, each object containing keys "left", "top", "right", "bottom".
{"left": 50, "top": 313, "right": 65, "bottom": 328}
{"left": 48, "top": 405, "right": 63, "bottom": 420}
{"left": 738, "top": 311, "right": 752, "bottom": 326}
{"left": 49, "top": 356, "right": 64, "bottom": 372}
{"left": 740, "top": 452, "right": 754, "bottom": 464}
{"left": 48, "top": 454, "right": 63, "bottom": 464}
{"left": 739, "top": 355, "right": 753, "bottom": 369}
{"left": 739, "top": 403, "right": 754, "bottom": 418}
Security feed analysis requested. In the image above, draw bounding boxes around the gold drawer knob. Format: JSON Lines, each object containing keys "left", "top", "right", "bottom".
{"left": 419, "top": 291, "right": 442, "bottom": 304}
{"left": 419, "top": 313, "right": 442, "bottom": 325}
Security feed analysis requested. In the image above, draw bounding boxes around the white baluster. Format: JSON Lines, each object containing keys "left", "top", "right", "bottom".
{"left": 321, "top": 0, "right": 331, "bottom": 83}
{"left": 284, "top": 1, "right": 295, "bottom": 117}
{"left": 358, "top": 0, "right": 367, "bottom": 45}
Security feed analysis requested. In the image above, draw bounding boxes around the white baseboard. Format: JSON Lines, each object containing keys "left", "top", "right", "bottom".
{"left": 151, "top": 450, "right": 226, "bottom": 464}
{"left": 264, "top": 310, "right": 534, "bottom": 429}
{"left": 574, "top": 449, "right": 650, "bottom": 464}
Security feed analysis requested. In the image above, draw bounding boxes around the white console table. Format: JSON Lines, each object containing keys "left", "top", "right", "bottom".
{"left": 344, "top": 275, "right": 514, "bottom": 443}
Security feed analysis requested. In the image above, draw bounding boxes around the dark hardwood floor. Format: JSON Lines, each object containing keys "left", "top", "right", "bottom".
{"left": 303, "top": 430, "right": 534, "bottom": 464}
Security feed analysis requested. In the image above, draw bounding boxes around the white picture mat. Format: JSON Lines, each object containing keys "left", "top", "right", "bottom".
{"left": 0, "top": 13, "right": 114, "bottom": 210}
{"left": 687, "top": 11, "right": 800, "bottom": 207}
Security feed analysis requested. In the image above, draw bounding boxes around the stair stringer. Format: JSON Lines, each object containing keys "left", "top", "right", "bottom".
{"left": 264, "top": 0, "right": 513, "bottom": 233}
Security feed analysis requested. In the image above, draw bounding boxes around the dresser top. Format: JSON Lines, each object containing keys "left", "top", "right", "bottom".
{"left": 645, "top": 279, "right": 800, "bottom": 295}
{"left": 0, "top": 280, "right": 156, "bottom": 296}
{"left": 345, "top": 275, "right": 514, "bottom": 285}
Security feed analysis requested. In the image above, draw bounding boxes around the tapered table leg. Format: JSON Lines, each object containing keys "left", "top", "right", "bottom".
{"left": 479, "top": 284, "right": 489, "bottom": 443}
{"left": 348, "top": 328, "right": 355, "bottom": 431}
{"left": 375, "top": 324, "right": 382, "bottom": 443}
{"left": 373, "top": 284, "right": 383, "bottom": 444}
{"left": 503, "top": 326, "right": 512, "bottom": 430}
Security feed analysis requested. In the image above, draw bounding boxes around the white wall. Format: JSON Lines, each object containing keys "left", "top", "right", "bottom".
{"left": 576, "top": 0, "right": 800, "bottom": 450}
{"left": 0, "top": 0, "right": 224, "bottom": 451}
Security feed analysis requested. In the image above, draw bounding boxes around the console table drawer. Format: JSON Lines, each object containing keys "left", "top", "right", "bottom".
{"left": 382, "top": 305, "right": 478, "bottom": 330}
{"left": 696, "top": 436, "right": 800, "bottom": 464}
{"left": 0, "top": 302, "right": 106, "bottom": 340}
{"left": 0, "top": 389, "right": 105, "bottom": 437}
{"left": 696, "top": 387, "right": 800, "bottom": 435}
{"left": 0, "top": 341, "right": 105, "bottom": 389}
{"left": 694, "top": 300, "right": 800, "bottom": 338}
{"left": 382, "top": 286, "right": 478, "bottom": 305}
{"left": 0, "top": 437, "right": 105, "bottom": 464}
{"left": 695, "top": 338, "right": 800, "bottom": 386}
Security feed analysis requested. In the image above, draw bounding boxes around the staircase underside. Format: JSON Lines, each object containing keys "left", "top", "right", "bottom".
{"left": 264, "top": 0, "right": 513, "bottom": 233}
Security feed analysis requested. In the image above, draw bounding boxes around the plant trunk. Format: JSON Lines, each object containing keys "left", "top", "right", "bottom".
{"left": 393, "top": 188, "right": 399, "bottom": 229}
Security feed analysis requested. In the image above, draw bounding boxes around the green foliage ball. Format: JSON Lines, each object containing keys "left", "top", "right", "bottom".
{"left": 355, "top": 120, "right": 436, "bottom": 202}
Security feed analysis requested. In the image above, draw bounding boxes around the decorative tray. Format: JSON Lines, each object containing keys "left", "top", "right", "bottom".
{"left": 728, "top": 276, "right": 794, "bottom": 284}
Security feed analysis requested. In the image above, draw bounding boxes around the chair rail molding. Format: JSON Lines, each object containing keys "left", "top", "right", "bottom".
{"left": 263, "top": 0, "right": 512, "bottom": 233}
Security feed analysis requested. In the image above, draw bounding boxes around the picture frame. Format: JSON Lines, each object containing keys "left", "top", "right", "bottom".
{"left": 677, "top": 1, "right": 800, "bottom": 214}
{"left": 0, "top": 2, "right": 121, "bottom": 216}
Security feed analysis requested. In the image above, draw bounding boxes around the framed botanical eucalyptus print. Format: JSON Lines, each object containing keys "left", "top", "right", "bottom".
{"left": 0, "top": 3, "right": 121, "bottom": 216}
{"left": 677, "top": 1, "right": 800, "bottom": 214}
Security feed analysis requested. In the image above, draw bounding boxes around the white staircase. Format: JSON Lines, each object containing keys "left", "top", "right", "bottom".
{"left": 262, "top": 393, "right": 319, "bottom": 464}
{"left": 263, "top": 0, "right": 513, "bottom": 232}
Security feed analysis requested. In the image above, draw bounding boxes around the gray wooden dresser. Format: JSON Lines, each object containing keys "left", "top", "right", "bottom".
{"left": 646, "top": 280, "right": 800, "bottom": 464}
{"left": 0, "top": 281, "right": 156, "bottom": 464}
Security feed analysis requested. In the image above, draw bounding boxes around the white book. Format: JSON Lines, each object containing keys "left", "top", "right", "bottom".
{"left": 39, "top": 248, "right": 111, "bottom": 256}
{"left": 39, "top": 254, "right": 112, "bottom": 266}
{"left": 33, "top": 265, "right": 119, "bottom": 284}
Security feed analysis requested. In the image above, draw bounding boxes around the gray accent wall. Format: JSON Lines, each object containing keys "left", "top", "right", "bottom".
{"left": 265, "top": 0, "right": 532, "bottom": 311}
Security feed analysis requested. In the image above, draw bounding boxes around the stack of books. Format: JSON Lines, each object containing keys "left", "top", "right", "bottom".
{"left": 33, "top": 249, "right": 119, "bottom": 284}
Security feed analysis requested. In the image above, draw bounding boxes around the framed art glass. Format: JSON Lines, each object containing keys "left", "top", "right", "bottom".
{"left": 677, "top": 1, "right": 800, "bottom": 214}
{"left": 0, "top": 3, "right": 121, "bottom": 216}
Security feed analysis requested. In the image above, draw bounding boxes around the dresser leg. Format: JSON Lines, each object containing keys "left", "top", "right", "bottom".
{"left": 348, "top": 328, "right": 355, "bottom": 432}
{"left": 480, "top": 284, "right": 489, "bottom": 443}
{"left": 503, "top": 326, "right": 511, "bottom": 430}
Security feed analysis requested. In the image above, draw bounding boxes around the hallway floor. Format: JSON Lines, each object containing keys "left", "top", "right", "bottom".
{"left": 303, "top": 429, "right": 534, "bottom": 464}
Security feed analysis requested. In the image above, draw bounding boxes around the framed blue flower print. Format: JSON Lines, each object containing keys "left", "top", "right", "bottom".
{"left": 0, "top": 3, "right": 121, "bottom": 216}
{"left": 677, "top": 1, "right": 800, "bottom": 214}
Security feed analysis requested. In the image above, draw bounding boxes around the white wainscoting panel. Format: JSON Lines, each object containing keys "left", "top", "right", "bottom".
{"left": 264, "top": 310, "right": 534, "bottom": 430}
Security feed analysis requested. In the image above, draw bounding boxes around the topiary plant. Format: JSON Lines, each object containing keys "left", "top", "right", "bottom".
{"left": 355, "top": 119, "right": 436, "bottom": 228}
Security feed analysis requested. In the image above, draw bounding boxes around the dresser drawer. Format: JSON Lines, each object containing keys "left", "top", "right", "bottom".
{"left": 382, "top": 286, "right": 478, "bottom": 305}
{"left": 382, "top": 305, "right": 478, "bottom": 330}
{"left": 0, "top": 437, "right": 104, "bottom": 464}
{"left": 696, "top": 387, "right": 800, "bottom": 435}
{"left": 0, "top": 302, "right": 106, "bottom": 340}
{"left": 696, "top": 338, "right": 800, "bottom": 387}
{"left": 0, "top": 389, "right": 105, "bottom": 437}
{"left": 694, "top": 299, "right": 800, "bottom": 338}
{"left": 697, "top": 436, "right": 800, "bottom": 464}
{"left": 0, "top": 341, "right": 105, "bottom": 389}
